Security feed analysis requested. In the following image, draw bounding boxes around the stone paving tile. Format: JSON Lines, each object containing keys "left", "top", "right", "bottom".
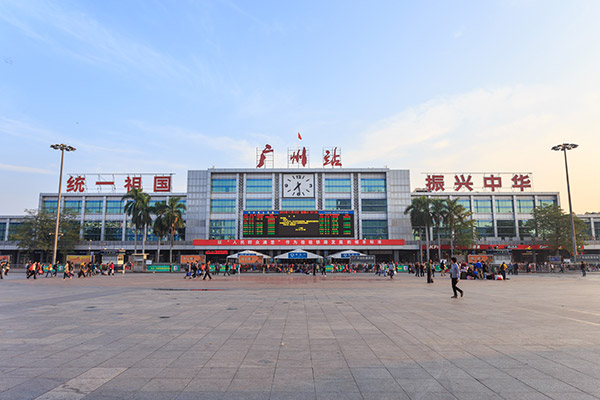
{"left": 3, "top": 274, "right": 600, "bottom": 400}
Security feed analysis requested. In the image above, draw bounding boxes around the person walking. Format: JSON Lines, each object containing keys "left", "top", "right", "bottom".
{"left": 426, "top": 260, "right": 434, "bottom": 284}
{"left": 203, "top": 262, "right": 212, "bottom": 280}
{"left": 450, "top": 257, "right": 464, "bottom": 298}
{"left": 581, "top": 261, "right": 587, "bottom": 277}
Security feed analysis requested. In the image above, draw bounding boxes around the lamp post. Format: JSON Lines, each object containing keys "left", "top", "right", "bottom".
{"left": 50, "top": 144, "right": 76, "bottom": 267}
{"left": 551, "top": 143, "right": 578, "bottom": 262}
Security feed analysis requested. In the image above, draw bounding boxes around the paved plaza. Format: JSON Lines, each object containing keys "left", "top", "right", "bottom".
{"left": 1, "top": 271, "right": 600, "bottom": 400}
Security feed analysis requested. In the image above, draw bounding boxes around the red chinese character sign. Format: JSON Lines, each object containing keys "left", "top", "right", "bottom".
{"left": 483, "top": 175, "right": 502, "bottom": 192}
{"left": 323, "top": 147, "right": 342, "bottom": 167}
{"left": 425, "top": 175, "right": 445, "bottom": 192}
{"left": 256, "top": 144, "right": 274, "bottom": 168}
{"left": 153, "top": 176, "right": 171, "bottom": 192}
{"left": 66, "top": 175, "right": 86, "bottom": 192}
{"left": 124, "top": 176, "right": 142, "bottom": 192}
{"left": 288, "top": 147, "right": 309, "bottom": 168}
{"left": 511, "top": 174, "right": 531, "bottom": 191}
{"left": 422, "top": 173, "right": 533, "bottom": 192}
{"left": 454, "top": 175, "right": 473, "bottom": 191}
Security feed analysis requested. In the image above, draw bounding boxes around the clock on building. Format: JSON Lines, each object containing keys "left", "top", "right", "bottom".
{"left": 283, "top": 174, "right": 314, "bottom": 198}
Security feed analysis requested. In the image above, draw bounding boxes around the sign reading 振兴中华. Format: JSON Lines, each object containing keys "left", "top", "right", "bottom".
{"left": 64, "top": 173, "right": 174, "bottom": 193}
{"left": 421, "top": 173, "right": 533, "bottom": 192}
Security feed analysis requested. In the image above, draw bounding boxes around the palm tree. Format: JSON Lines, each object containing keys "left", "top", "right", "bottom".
{"left": 122, "top": 188, "right": 151, "bottom": 257}
{"left": 405, "top": 196, "right": 433, "bottom": 262}
{"left": 162, "top": 197, "right": 186, "bottom": 265}
{"left": 151, "top": 201, "right": 169, "bottom": 263}
{"left": 430, "top": 198, "right": 446, "bottom": 262}
{"left": 443, "top": 198, "right": 468, "bottom": 255}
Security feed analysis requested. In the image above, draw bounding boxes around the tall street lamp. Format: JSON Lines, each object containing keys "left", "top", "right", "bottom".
{"left": 50, "top": 144, "right": 76, "bottom": 267}
{"left": 551, "top": 143, "right": 578, "bottom": 262}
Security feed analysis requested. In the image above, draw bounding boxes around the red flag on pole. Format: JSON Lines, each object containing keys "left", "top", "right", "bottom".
{"left": 298, "top": 132, "right": 302, "bottom": 140}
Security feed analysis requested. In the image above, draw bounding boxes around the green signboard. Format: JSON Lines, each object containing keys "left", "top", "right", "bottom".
{"left": 147, "top": 264, "right": 181, "bottom": 272}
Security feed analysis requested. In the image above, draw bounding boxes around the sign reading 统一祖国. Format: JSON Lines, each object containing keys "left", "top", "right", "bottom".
{"left": 422, "top": 172, "right": 533, "bottom": 192}
{"left": 64, "top": 173, "right": 174, "bottom": 193}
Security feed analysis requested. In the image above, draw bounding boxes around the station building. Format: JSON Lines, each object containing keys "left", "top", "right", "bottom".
{"left": 3, "top": 164, "right": 597, "bottom": 265}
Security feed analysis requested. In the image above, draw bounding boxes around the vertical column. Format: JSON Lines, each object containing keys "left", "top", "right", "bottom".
{"left": 513, "top": 195, "right": 519, "bottom": 239}
{"left": 491, "top": 195, "right": 497, "bottom": 238}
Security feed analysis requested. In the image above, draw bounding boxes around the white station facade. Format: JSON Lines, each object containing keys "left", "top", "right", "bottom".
{"left": 1, "top": 143, "right": 597, "bottom": 265}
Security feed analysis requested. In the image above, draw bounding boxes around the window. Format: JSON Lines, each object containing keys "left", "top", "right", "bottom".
{"left": 475, "top": 220, "right": 494, "bottom": 237}
{"left": 210, "top": 220, "right": 236, "bottom": 240}
{"left": 324, "top": 199, "right": 352, "bottom": 210}
{"left": 0, "top": 222, "right": 6, "bottom": 241}
{"left": 211, "top": 178, "right": 236, "bottom": 193}
{"left": 83, "top": 221, "right": 101, "bottom": 241}
{"left": 246, "top": 199, "right": 272, "bottom": 211}
{"left": 497, "top": 220, "right": 515, "bottom": 238}
{"left": 594, "top": 221, "right": 600, "bottom": 240}
{"left": 456, "top": 198, "right": 471, "bottom": 212}
{"left": 125, "top": 222, "right": 142, "bottom": 241}
{"left": 179, "top": 200, "right": 187, "bottom": 214}
{"left": 324, "top": 178, "right": 351, "bottom": 193}
{"left": 361, "top": 178, "right": 386, "bottom": 192}
{"left": 106, "top": 200, "right": 124, "bottom": 214}
{"left": 538, "top": 199, "right": 557, "bottom": 207}
{"left": 246, "top": 178, "right": 272, "bottom": 193}
{"left": 473, "top": 199, "right": 492, "bottom": 213}
{"left": 64, "top": 200, "right": 82, "bottom": 213}
{"left": 7, "top": 223, "right": 22, "bottom": 240}
{"left": 495, "top": 199, "right": 513, "bottom": 214}
{"left": 85, "top": 200, "right": 103, "bottom": 215}
{"left": 42, "top": 200, "right": 58, "bottom": 213}
{"left": 211, "top": 199, "right": 236, "bottom": 213}
{"left": 583, "top": 221, "right": 593, "bottom": 240}
{"left": 361, "top": 199, "right": 387, "bottom": 213}
{"left": 516, "top": 199, "right": 534, "bottom": 213}
{"left": 104, "top": 221, "right": 122, "bottom": 241}
{"left": 362, "top": 220, "right": 388, "bottom": 239}
{"left": 281, "top": 199, "right": 315, "bottom": 211}
{"left": 518, "top": 220, "right": 534, "bottom": 237}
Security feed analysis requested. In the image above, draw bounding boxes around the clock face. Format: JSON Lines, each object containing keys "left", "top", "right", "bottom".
{"left": 283, "top": 174, "right": 314, "bottom": 198}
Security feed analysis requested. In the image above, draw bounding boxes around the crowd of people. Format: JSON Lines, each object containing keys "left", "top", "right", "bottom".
{"left": 21, "top": 260, "right": 129, "bottom": 280}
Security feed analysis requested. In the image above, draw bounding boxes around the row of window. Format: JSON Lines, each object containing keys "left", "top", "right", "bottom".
{"left": 460, "top": 198, "right": 556, "bottom": 214}
{"left": 209, "top": 219, "right": 389, "bottom": 240}
{"left": 0, "top": 221, "right": 185, "bottom": 242}
{"left": 41, "top": 199, "right": 186, "bottom": 215}
{"left": 211, "top": 178, "right": 387, "bottom": 194}
{"left": 424, "top": 220, "right": 533, "bottom": 239}
{"left": 211, "top": 198, "right": 387, "bottom": 213}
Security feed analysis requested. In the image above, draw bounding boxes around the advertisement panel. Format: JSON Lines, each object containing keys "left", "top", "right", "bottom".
{"left": 147, "top": 264, "right": 180, "bottom": 272}
{"left": 66, "top": 255, "right": 92, "bottom": 265}
{"left": 180, "top": 255, "right": 206, "bottom": 264}
{"left": 467, "top": 255, "right": 493, "bottom": 264}
{"left": 238, "top": 255, "right": 263, "bottom": 264}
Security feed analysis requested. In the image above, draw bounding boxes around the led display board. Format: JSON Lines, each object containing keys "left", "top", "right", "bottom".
{"left": 243, "top": 211, "right": 354, "bottom": 238}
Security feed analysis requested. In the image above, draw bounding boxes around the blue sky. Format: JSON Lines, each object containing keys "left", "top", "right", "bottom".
{"left": 1, "top": 0, "right": 599, "bottom": 214}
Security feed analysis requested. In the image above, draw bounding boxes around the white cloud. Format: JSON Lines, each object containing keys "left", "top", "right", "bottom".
{"left": 345, "top": 84, "right": 600, "bottom": 213}
{"left": 0, "top": 162, "right": 52, "bottom": 174}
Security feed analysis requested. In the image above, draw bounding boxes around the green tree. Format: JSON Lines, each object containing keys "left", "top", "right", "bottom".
{"left": 529, "top": 204, "right": 586, "bottom": 256}
{"left": 443, "top": 198, "right": 474, "bottom": 254}
{"left": 122, "top": 188, "right": 152, "bottom": 256}
{"left": 150, "top": 201, "right": 170, "bottom": 263}
{"left": 162, "top": 197, "right": 186, "bottom": 265}
{"left": 405, "top": 196, "right": 432, "bottom": 262}
{"left": 430, "top": 198, "right": 446, "bottom": 261}
{"left": 14, "top": 209, "right": 80, "bottom": 263}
